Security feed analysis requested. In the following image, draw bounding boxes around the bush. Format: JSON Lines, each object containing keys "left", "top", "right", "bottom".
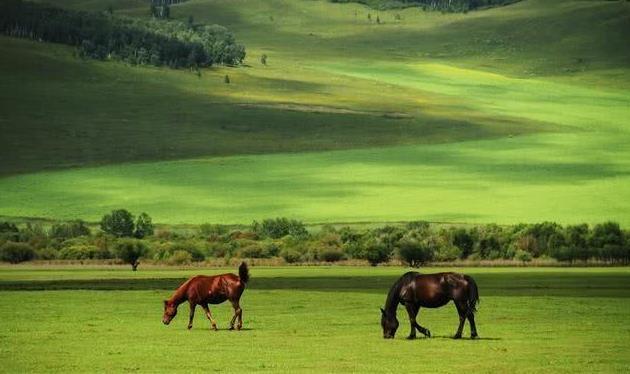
{"left": 36, "top": 247, "right": 58, "bottom": 260}
{"left": 238, "top": 242, "right": 268, "bottom": 258}
{"left": 0, "top": 242, "right": 35, "bottom": 263}
{"left": 168, "top": 250, "right": 192, "bottom": 265}
{"left": 252, "top": 218, "right": 309, "bottom": 239}
{"left": 434, "top": 244, "right": 461, "bottom": 262}
{"left": 514, "top": 249, "right": 532, "bottom": 263}
{"left": 199, "top": 223, "right": 228, "bottom": 237}
{"left": 50, "top": 220, "right": 90, "bottom": 239}
{"left": 280, "top": 249, "right": 302, "bottom": 263}
{"left": 364, "top": 239, "right": 392, "bottom": 266}
{"left": 320, "top": 250, "right": 345, "bottom": 262}
{"left": 398, "top": 237, "right": 435, "bottom": 267}
{"left": 59, "top": 244, "right": 111, "bottom": 260}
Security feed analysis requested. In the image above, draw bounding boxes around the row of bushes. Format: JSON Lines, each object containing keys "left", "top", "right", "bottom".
{"left": 330, "top": 0, "right": 520, "bottom": 11}
{"left": 0, "top": 0, "right": 245, "bottom": 68}
{"left": 1, "top": 217, "right": 629, "bottom": 268}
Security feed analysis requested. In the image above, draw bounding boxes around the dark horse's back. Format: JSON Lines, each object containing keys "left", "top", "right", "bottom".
{"left": 395, "top": 271, "right": 479, "bottom": 311}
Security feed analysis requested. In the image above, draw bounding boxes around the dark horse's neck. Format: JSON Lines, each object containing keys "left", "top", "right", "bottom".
{"left": 385, "top": 271, "right": 419, "bottom": 316}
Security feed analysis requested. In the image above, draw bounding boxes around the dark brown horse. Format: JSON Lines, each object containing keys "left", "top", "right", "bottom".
{"left": 380, "top": 271, "right": 479, "bottom": 339}
{"left": 162, "top": 262, "right": 249, "bottom": 330}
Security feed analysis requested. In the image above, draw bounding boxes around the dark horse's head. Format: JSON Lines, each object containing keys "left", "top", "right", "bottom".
{"left": 162, "top": 300, "right": 177, "bottom": 325}
{"left": 380, "top": 307, "right": 399, "bottom": 339}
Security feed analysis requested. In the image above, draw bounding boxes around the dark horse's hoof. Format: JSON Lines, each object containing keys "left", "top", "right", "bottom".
{"left": 406, "top": 335, "right": 416, "bottom": 340}
{"left": 453, "top": 334, "right": 462, "bottom": 339}
{"left": 471, "top": 334, "right": 479, "bottom": 339}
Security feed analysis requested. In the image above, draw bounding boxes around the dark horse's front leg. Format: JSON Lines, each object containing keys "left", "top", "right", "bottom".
{"left": 188, "top": 302, "right": 196, "bottom": 330}
{"left": 404, "top": 303, "right": 431, "bottom": 339}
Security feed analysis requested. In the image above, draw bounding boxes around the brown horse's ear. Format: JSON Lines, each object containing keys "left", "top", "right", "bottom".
{"left": 164, "top": 300, "right": 168, "bottom": 306}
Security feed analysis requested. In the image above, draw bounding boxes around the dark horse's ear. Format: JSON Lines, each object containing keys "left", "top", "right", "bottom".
{"left": 380, "top": 307, "right": 385, "bottom": 315}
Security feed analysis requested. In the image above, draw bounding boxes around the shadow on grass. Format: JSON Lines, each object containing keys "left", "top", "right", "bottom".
{"left": 1, "top": 272, "right": 630, "bottom": 297}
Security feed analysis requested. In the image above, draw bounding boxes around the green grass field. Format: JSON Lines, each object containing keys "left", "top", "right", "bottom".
{"left": 1, "top": 0, "right": 629, "bottom": 225}
{"left": 1, "top": 266, "right": 629, "bottom": 372}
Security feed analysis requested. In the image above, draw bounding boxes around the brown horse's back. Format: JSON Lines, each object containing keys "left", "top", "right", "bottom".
{"left": 186, "top": 273, "right": 245, "bottom": 305}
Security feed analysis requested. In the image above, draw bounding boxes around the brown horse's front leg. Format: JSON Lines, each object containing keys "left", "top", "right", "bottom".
{"left": 188, "top": 302, "right": 196, "bottom": 330}
{"left": 201, "top": 304, "right": 218, "bottom": 331}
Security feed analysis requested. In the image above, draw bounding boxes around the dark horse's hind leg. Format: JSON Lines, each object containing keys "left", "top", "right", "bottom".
{"left": 468, "top": 311, "right": 478, "bottom": 339}
{"left": 201, "top": 304, "right": 218, "bottom": 331}
{"left": 229, "top": 300, "right": 243, "bottom": 331}
{"left": 454, "top": 301, "right": 467, "bottom": 339}
{"left": 188, "top": 302, "right": 196, "bottom": 330}
{"left": 405, "top": 303, "right": 431, "bottom": 339}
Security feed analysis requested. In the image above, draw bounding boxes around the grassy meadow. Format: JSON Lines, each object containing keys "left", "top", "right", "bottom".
{"left": 1, "top": 0, "right": 629, "bottom": 225}
{"left": 1, "top": 266, "right": 629, "bottom": 372}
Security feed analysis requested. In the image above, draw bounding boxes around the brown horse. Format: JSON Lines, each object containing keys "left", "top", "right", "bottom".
{"left": 162, "top": 262, "right": 249, "bottom": 330}
{"left": 380, "top": 271, "right": 479, "bottom": 339}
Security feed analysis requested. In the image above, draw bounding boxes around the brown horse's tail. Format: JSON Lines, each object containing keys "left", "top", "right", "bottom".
{"left": 464, "top": 275, "right": 480, "bottom": 316}
{"left": 239, "top": 262, "right": 250, "bottom": 284}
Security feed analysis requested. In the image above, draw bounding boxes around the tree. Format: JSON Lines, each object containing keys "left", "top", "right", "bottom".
{"left": 101, "top": 209, "right": 135, "bottom": 237}
{"left": 114, "top": 238, "right": 148, "bottom": 271}
{"left": 452, "top": 228, "right": 474, "bottom": 259}
{"left": 224, "top": 75, "right": 230, "bottom": 84}
{"left": 134, "top": 212, "right": 154, "bottom": 239}
{"left": 260, "top": 54, "right": 267, "bottom": 65}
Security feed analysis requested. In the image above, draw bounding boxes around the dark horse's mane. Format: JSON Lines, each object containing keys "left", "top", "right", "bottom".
{"left": 384, "top": 271, "right": 419, "bottom": 314}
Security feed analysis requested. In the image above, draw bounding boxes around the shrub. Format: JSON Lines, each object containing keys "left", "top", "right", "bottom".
{"left": 168, "top": 250, "right": 192, "bottom": 265}
{"left": 280, "top": 249, "right": 302, "bottom": 264}
{"left": 434, "top": 244, "right": 461, "bottom": 262}
{"left": 238, "top": 242, "right": 268, "bottom": 258}
{"left": 252, "top": 218, "right": 309, "bottom": 239}
{"left": 59, "top": 244, "right": 111, "bottom": 260}
{"left": 114, "top": 238, "right": 149, "bottom": 270}
{"left": 397, "top": 237, "right": 436, "bottom": 267}
{"left": 451, "top": 228, "right": 474, "bottom": 259}
{"left": 0, "top": 242, "right": 35, "bottom": 263}
{"left": 50, "top": 220, "right": 90, "bottom": 239}
{"left": 320, "top": 250, "right": 345, "bottom": 263}
{"left": 364, "top": 238, "right": 392, "bottom": 266}
{"left": 36, "top": 247, "right": 58, "bottom": 260}
{"left": 514, "top": 249, "right": 532, "bottom": 263}
{"left": 199, "top": 223, "right": 228, "bottom": 237}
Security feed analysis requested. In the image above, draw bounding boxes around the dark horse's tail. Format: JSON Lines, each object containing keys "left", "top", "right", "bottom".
{"left": 238, "top": 262, "right": 250, "bottom": 284}
{"left": 464, "top": 275, "right": 480, "bottom": 316}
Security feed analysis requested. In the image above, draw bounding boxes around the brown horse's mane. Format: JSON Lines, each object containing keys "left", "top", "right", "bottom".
{"left": 168, "top": 277, "right": 195, "bottom": 305}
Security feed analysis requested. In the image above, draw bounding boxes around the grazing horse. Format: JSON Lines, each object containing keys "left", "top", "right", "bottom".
{"left": 162, "top": 262, "right": 249, "bottom": 330}
{"left": 380, "top": 271, "right": 479, "bottom": 340}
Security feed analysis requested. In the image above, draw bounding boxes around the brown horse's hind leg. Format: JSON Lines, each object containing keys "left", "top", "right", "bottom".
{"left": 188, "top": 302, "right": 196, "bottom": 330}
{"left": 229, "top": 300, "right": 242, "bottom": 330}
{"left": 201, "top": 304, "right": 218, "bottom": 331}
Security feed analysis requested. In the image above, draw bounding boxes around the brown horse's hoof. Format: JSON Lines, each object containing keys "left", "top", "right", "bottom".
{"left": 229, "top": 326, "right": 235, "bottom": 331}
{"left": 237, "top": 325, "right": 242, "bottom": 331}
{"left": 187, "top": 325, "right": 193, "bottom": 330}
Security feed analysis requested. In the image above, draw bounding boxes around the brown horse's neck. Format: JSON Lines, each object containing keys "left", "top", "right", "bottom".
{"left": 168, "top": 279, "right": 191, "bottom": 306}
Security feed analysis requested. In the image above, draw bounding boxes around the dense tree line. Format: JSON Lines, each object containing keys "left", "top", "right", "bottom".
{"left": 1, "top": 215, "right": 629, "bottom": 268}
{"left": 331, "top": 0, "right": 519, "bottom": 11}
{"left": 0, "top": 0, "right": 245, "bottom": 68}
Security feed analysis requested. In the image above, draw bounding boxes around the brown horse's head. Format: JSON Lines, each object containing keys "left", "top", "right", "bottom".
{"left": 162, "top": 300, "right": 178, "bottom": 325}
{"left": 380, "top": 307, "right": 399, "bottom": 339}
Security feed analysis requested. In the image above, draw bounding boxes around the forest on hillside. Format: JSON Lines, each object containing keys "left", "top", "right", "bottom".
{"left": 0, "top": 0, "right": 245, "bottom": 68}
{"left": 331, "top": 0, "right": 520, "bottom": 11}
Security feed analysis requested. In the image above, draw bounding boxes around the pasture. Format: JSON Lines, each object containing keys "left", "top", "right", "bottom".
{"left": 1, "top": 266, "right": 629, "bottom": 372}
{"left": 1, "top": 0, "right": 630, "bottom": 225}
